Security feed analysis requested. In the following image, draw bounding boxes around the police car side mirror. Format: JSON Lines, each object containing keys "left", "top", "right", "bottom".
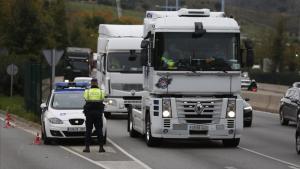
{"left": 40, "top": 103, "right": 47, "bottom": 110}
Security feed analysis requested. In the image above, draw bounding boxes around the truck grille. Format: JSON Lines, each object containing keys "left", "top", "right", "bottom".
{"left": 176, "top": 98, "right": 222, "bottom": 125}
{"left": 227, "top": 119, "right": 235, "bottom": 128}
{"left": 111, "top": 83, "right": 143, "bottom": 91}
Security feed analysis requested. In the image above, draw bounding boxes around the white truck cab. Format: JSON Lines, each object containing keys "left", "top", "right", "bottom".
{"left": 97, "top": 24, "right": 148, "bottom": 117}
{"left": 128, "top": 9, "right": 252, "bottom": 147}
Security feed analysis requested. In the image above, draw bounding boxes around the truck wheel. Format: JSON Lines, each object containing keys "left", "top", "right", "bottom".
{"left": 296, "top": 133, "right": 300, "bottom": 155}
{"left": 104, "top": 112, "right": 111, "bottom": 119}
{"left": 222, "top": 138, "right": 240, "bottom": 147}
{"left": 244, "top": 121, "right": 252, "bottom": 127}
{"left": 279, "top": 109, "right": 289, "bottom": 125}
{"left": 128, "top": 112, "right": 139, "bottom": 137}
{"left": 145, "top": 113, "right": 161, "bottom": 147}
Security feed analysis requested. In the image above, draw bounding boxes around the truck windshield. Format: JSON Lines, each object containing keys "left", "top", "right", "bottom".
{"left": 154, "top": 32, "right": 240, "bottom": 71}
{"left": 70, "top": 61, "right": 89, "bottom": 70}
{"left": 107, "top": 52, "right": 142, "bottom": 73}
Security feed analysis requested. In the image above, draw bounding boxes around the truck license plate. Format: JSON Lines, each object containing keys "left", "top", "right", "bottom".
{"left": 67, "top": 127, "right": 86, "bottom": 132}
{"left": 189, "top": 124, "right": 208, "bottom": 131}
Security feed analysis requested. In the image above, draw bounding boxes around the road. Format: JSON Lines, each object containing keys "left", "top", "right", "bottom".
{"left": 1, "top": 111, "right": 299, "bottom": 169}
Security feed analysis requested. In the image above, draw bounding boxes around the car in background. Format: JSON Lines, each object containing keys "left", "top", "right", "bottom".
{"left": 40, "top": 82, "right": 107, "bottom": 144}
{"left": 74, "top": 77, "right": 92, "bottom": 84}
{"left": 241, "top": 72, "right": 251, "bottom": 89}
{"left": 279, "top": 87, "right": 300, "bottom": 125}
{"left": 243, "top": 99, "right": 253, "bottom": 127}
{"left": 296, "top": 114, "right": 300, "bottom": 154}
{"left": 292, "top": 82, "right": 300, "bottom": 88}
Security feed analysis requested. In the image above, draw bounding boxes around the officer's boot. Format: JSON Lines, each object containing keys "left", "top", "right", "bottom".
{"left": 99, "top": 145, "right": 105, "bottom": 153}
{"left": 83, "top": 146, "right": 90, "bottom": 153}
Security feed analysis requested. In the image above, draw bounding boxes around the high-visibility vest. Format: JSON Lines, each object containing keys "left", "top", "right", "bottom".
{"left": 161, "top": 56, "right": 175, "bottom": 69}
{"left": 84, "top": 88, "right": 105, "bottom": 102}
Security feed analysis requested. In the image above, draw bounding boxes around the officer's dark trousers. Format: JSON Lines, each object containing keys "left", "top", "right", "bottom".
{"left": 85, "top": 112, "right": 104, "bottom": 146}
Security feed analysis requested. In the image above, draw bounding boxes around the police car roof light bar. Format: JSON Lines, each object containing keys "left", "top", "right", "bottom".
{"left": 55, "top": 82, "right": 89, "bottom": 90}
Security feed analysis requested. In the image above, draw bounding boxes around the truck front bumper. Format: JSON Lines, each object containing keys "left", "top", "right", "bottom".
{"left": 151, "top": 120, "right": 242, "bottom": 140}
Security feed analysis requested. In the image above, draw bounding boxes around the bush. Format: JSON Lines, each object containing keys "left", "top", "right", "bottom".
{"left": 249, "top": 71, "right": 300, "bottom": 86}
{"left": 0, "top": 95, "right": 39, "bottom": 123}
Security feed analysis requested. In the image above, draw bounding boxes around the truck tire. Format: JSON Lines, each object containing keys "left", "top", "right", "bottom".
{"left": 222, "top": 138, "right": 240, "bottom": 147}
{"left": 244, "top": 120, "right": 252, "bottom": 127}
{"left": 145, "top": 113, "right": 161, "bottom": 147}
{"left": 279, "top": 109, "right": 289, "bottom": 125}
{"left": 128, "top": 112, "right": 139, "bottom": 137}
{"left": 296, "top": 133, "right": 300, "bottom": 155}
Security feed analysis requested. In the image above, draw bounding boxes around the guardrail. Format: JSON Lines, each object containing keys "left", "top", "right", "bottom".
{"left": 241, "top": 83, "right": 288, "bottom": 113}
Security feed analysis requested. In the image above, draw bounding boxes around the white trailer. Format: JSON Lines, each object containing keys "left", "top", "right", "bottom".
{"left": 97, "top": 24, "right": 148, "bottom": 117}
{"left": 129, "top": 9, "right": 252, "bottom": 147}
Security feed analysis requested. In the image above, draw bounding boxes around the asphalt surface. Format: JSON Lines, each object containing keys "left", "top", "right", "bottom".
{"left": 1, "top": 111, "right": 299, "bottom": 169}
{"left": 107, "top": 111, "right": 300, "bottom": 169}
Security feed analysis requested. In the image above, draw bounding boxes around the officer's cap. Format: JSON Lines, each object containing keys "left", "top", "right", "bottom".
{"left": 91, "top": 78, "right": 97, "bottom": 83}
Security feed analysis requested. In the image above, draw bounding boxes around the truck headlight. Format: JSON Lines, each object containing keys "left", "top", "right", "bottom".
{"left": 48, "top": 117, "right": 63, "bottom": 124}
{"left": 226, "top": 99, "right": 236, "bottom": 118}
{"left": 162, "top": 98, "right": 172, "bottom": 118}
{"left": 105, "top": 99, "right": 116, "bottom": 106}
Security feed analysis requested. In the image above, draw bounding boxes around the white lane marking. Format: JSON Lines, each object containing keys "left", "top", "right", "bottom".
{"left": 254, "top": 110, "right": 278, "bottom": 117}
{"left": 224, "top": 167, "right": 238, "bottom": 169}
{"left": 0, "top": 116, "right": 152, "bottom": 169}
{"left": 60, "top": 146, "right": 110, "bottom": 169}
{"left": 107, "top": 138, "right": 152, "bottom": 169}
{"left": 70, "top": 145, "right": 117, "bottom": 153}
{"left": 239, "top": 146, "right": 300, "bottom": 168}
{"left": 289, "top": 166, "right": 300, "bottom": 169}
{"left": 98, "top": 161, "right": 145, "bottom": 169}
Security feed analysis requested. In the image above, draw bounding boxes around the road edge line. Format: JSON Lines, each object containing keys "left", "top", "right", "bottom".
{"left": 239, "top": 146, "right": 300, "bottom": 168}
{"left": 107, "top": 138, "right": 152, "bottom": 169}
{"left": 60, "top": 146, "right": 110, "bottom": 169}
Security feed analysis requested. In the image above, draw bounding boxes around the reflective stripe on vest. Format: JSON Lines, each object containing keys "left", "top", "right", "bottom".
{"left": 84, "top": 88, "right": 104, "bottom": 101}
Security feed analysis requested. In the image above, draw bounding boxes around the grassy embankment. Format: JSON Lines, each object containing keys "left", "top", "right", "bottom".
{"left": 0, "top": 95, "right": 39, "bottom": 123}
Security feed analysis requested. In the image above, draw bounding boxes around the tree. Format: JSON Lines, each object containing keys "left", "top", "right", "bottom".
{"left": 271, "top": 15, "right": 287, "bottom": 72}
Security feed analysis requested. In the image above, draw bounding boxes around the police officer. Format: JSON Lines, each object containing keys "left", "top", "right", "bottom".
{"left": 83, "top": 78, "right": 106, "bottom": 153}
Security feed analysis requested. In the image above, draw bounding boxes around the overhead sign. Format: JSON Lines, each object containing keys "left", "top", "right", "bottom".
{"left": 6, "top": 64, "right": 18, "bottom": 76}
{"left": 42, "top": 49, "right": 64, "bottom": 66}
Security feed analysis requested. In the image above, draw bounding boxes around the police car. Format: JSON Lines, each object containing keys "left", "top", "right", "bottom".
{"left": 40, "top": 82, "right": 107, "bottom": 144}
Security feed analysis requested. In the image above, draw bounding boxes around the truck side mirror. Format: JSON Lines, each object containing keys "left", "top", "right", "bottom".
{"left": 141, "top": 40, "right": 149, "bottom": 49}
{"left": 129, "top": 50, "right": 137, "bottom": 61}
{"left": 141, "top": 49, "right": 148, "bottom": 66}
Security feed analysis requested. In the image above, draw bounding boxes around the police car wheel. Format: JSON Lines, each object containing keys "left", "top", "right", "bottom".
{"left": 42, "top": 125, "right": 52, "bottom": 145}
{"left": 296, "top": 134, "right": 300, "bottom": 154}
{"left": 145, "top": 113, "right": 161, "bottom": 147}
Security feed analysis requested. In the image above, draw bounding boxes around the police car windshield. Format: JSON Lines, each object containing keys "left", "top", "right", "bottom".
{"left": 51, "top": 92, "right": 85, "bottom": 109}
{"left": 107, "top": 52, "right": 142, "bottom": 73}
{"left": 154, "top": 32, "right": 240, "bottom": 71}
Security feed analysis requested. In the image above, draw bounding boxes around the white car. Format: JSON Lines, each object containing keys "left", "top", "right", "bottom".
{"left": 74, "top": 77, "right": 92, "bottom": 84}
{"left": 241, "top": 72, "right": 251, "bottom": 89}
{"left": 40, "top": 82, "right": 107, "bottom": 144}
